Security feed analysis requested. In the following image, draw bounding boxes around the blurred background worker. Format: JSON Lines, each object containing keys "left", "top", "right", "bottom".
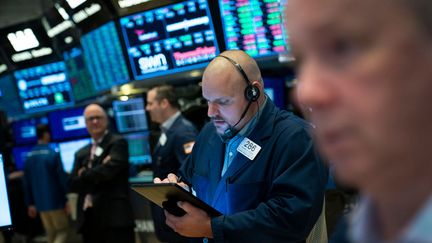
{"left": 23, "top": 124, "right": 69, "bottom": 243}
{"left": 69, "top": 104, "right": 135, "bottom": 243}
{"left": 146, "top": 85, "right": 198, "bottom": 243}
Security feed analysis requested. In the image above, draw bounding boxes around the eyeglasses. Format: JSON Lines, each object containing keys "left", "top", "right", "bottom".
{"left": 85, "top": 116, "right": 105, "bottom": 122}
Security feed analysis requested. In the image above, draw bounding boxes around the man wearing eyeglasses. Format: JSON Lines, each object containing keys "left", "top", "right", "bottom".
{"left": 69, "top": 104, "right": 135, "bottom": 243}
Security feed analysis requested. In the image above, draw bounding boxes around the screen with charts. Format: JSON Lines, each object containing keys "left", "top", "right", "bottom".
{"left": 0, "top": 154, "right": 13, "bottom": 230}
{"left": 119, "top": 0, "right": 220, "bottom": 81}
{"left": 0, "top": 74, "right": 23, "bottom": 117}
{"left": 13, "top": 61, "right": 74, "bottom": 113}
{"left": 12, "top": 116, "right": 49, "bottom": 145}
{"left": 219, "top": 0, "right": 288, "bottom": 58}
{"left": 113, "top": 98, "right": 149, "bottom": 133}
{"left": 12, "top": 143, "right": 59, "bottom": 171}
{"left": 63, "top": 46, "right": 97, "bottom": 101}
{"left": 123, "top": 132, "right": 152, "bottom": 165}
{"left": 58, "top": 138, "right": 91, "bottom": 173}
{"left": 48, "top": 106, "right": 89, "bottom": 141}
{"left": 81, "top": 21, "right": 130, "bottom": 92}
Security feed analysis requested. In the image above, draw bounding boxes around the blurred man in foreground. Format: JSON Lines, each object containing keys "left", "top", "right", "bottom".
{"left": 286, "top": 0, "right": 432, "bottom": 241}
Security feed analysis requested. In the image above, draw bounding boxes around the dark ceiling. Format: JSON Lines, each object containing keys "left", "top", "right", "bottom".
{"left": 0, "top": 0, "right": 53, "bottom": 29}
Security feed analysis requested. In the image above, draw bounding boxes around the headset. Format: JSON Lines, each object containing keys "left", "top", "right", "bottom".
{"left": 216, "top": 55, "right": 261, "bottom": 140}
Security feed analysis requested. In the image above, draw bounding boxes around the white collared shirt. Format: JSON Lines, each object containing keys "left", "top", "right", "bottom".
{"left": 349, "top": 195, "right": 432, "bottom": 243}
{"left": 161, "top": 111, "right": 181, "bottom": 132}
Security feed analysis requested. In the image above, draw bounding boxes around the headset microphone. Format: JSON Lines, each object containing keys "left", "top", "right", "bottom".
{"left": 222, "top": 101, "right": 252, "bottom": 140}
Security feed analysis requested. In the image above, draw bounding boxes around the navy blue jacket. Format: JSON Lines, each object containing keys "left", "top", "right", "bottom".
{"left": 152, "top": 115, "right": 198, "bottom": 179}
{"left": 23, "top": 144, "right": 68, "bottom": 211}
{"left": 180, "top": 100, "right": 328, "bottom": 242}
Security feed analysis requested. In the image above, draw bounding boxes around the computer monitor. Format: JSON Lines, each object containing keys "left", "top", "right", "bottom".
{"left": 63, "top": 46, "right": 97, "bottom": 101}
{"left": 12, "top": 116, "right": 49, "bottom": 145}
{"left": 81, "top": 21, "right": 130, "bottom": 92}
{"left": 0, "top": 154, "right": 13, "bottom": 230}
{"left": 123, "top": 132, "right": 152, "bottom": 165}
{"left": 264, "top": 77, "right": 286, "bottom": 109}
{"left": 48, "top": 106, "right": 89, "bottom": 141}
{"left": 0, "top": 74, "right": 23, "bottom": 117}
{"left": 118, "top": 0, "right": 220, "bottom": 81}
{"left": 218, "top": 0, "right": 288, "bottom": 59}
{"left": 12, "top": 143, "right": 59, "bottom": 171}
{"left": 13, "top": 61, "right": 75, "bottom": 113}
{"left": 58, "top": 138, "right": 91, "bottom": 173}
{"left": 113, "top": 98, "right": 149, "bottom": 133}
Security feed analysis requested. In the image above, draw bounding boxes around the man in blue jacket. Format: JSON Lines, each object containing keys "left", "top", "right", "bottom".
{"left": 23, "top": 124, "right": 69, "bottom": 243}
{"left": 155, "top": 50, "right": 328, "bottom": 242}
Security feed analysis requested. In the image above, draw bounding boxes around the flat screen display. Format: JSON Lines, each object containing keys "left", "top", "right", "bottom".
{"left": 63, "top": 46, "right": 97, "bottom": 101}
{"left": 119, "top": 0, "right": 220, "bottom": 80}
{"left": 219, "top": 0, "right": 288, "bottom": 59}
{"left": 264, "top": 77, "right": 285, "bottom": 109}
{"left": 0, "top": 154, "right": 13, "bottom": 230}
{"left": 81, "top": 21, "right": 130, "bottom": 91}
{"left": 12, "top": 116, "right": 49, "bottom": 145}
{"left": 12, "top": 143, "right": 59, "bottom": 170}
{"left": 113, "top": 98, "right": 148, "bottom": 133}
{"left": 13, "top": 61, "right": 74, "bottom": 113}
{"left": 48, "top": 106, "right": 89, "bottom": 141}
{"left": 58, "top": 138, "right": 91, "bottom": 173}
{"left": 0, "top": 74, "right": 23, "bottom": 117}
{"left": 123, "top": 132, "right": 152, "bottom": 165}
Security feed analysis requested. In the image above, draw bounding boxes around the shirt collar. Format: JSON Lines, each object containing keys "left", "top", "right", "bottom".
{"left": 92, "top": 130, "right": 108, "bottom": 145}
{"left": 349, "top": 194, "right": 432, "bottom": 242}
{"left": 161, "top": 111, "right": 181, "bottom": 132}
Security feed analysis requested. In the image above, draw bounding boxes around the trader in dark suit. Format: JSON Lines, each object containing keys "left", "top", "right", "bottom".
{"left": 146, "top": 85, "right": 198, "bottom": 242}
{"left": 69, "top": 104, "right": 135, "bottom": 243}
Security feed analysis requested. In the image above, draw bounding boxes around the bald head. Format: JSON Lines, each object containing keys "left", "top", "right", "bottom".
{"left": 204, "top": 50, "right": 262, "bottom": 88}
{"left": 84, "top": 104, "right": 108, "bottom": 140}
{"left": 202, "top": 50, "right": 265, "bottom": 136}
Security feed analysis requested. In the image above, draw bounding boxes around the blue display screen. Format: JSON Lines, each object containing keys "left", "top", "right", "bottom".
{"left": 0, "top": 74, "right": 23, "bottom": 117}
{"left": 13, "top": 61, "right": 74, "bottom": 113}
{"left": 119, "top": 0, "right": 220, "bottom": 80}
{"left": 113, "top": 98, "right": 149, "bottom": 133}
{"left": 63, "top": 47, "right": 97, "bottom": 101}
{"left": 0, "top": 154, "right": 12, "bottom": 230}
{"left": 219, "top": 0, "right": 288, "bottom": 58}
{"left": 81, "top": 21, "right": 130, "bottom": 91}
{"left": 48, "top": 106, "right": 89, "bottom": 141}
{"left": 123, "top": 132, "right": 152, "bottom": 165}
{"left": 58, "top": 138, "right": 91, "bottom": 174}
{"left": 12, "top": 143, "right": 58, "bottom": 170}
{"left": 264, "top": 77, "right": 286, "bottom": 109}
{"left": 12, "top": 116, "right": 49, "bottom": 145}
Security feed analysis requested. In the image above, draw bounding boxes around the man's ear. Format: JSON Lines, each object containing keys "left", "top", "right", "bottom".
{"left": 160, "top": 98, "right": 169, "bottom": 108}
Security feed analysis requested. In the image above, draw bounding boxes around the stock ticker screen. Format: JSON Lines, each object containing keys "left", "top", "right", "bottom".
{"left": 13, "top": 61, "right": 74, "bottom": 114}
{"left": 219, "top": 0, "right": 287, "bottom": 58}
{"left": 119, "top": 0, "right": 220, "bottom": 81}
{"left": 81, "top": 21, "right": 130, "bottom": 92}
{"left": 63, "top": 47, "right": 97, "bottom": 101}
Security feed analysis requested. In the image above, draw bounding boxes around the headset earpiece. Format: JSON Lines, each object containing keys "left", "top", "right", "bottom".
{"left": 245, "top": 84, "right": 260, "bottom": 102}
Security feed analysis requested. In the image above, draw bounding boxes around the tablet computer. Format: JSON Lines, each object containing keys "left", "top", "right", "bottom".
{"left": 131, "top": 183, "right": 222, "bottom": 218}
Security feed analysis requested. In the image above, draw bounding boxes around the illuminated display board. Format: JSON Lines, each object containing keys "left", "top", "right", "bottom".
{"left": 13, "top": 61, "right": 74, "bottom": 113}
{"left": 81, "top": 21, "right": 130, "bottom": 91}
{"left": 63, "top": 46, "right": 97, "bottom": 100}
{"left": 0, "top": 74, "right": 22, "bottom": 117}
{"left": 42, "top": 5, "right": 81, "bottom": 52}
{"left": 119, "top": 0, "right": 220, "bottom": 80}
{"left": 0, "top": 19, "right": 59, "bottom": 68}
{"left": 219, "top": 0, "right": 287, "bottom": 58}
